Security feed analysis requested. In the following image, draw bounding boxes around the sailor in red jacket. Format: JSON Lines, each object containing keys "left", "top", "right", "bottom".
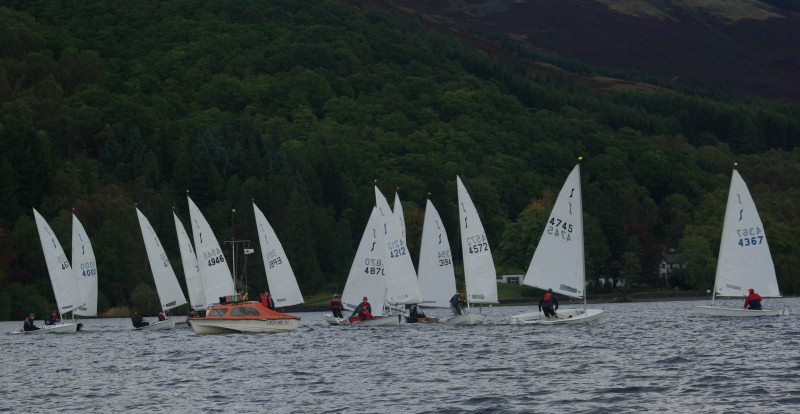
{"left": 351, "top": 297, "right": 373, "bottom": 320}
{"left": 260, "top": 290, "right": 275, "bottom": 310}
{"left": 329, "top": 294, "right": 344, "bottom": 318}
{"left": 743, "top": 288, "right": 762, "bottom": 310}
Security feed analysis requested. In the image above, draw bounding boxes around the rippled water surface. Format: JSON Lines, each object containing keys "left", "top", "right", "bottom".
{"left": 3, "top": 298, "right": 800, "bottom": 413}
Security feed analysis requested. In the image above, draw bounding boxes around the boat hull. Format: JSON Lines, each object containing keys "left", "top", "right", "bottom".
{"left": 190, "top": 317, "right": 299, "bottom": 334}
{"left": 693, "top": 306, "right": 787, "bottom": 317}
{"left": 446, "top": 313, "right": 487, "bottom": 325}
{"left": 511, "top": 308, "right": 604, "bottom": 325}
{"left": 135, "top": 319, "right": 176, "bottom": 331}
{"left": 348, "top": 315, "right": 401, "bottom": 326}
{"left": 10, "top": 322, "right": 79, "bottom": 335}
{"left": 404, "top": 316, "right": 439, "bottom": 323}
{"left": 324, "top": 314, "right": 349, "bottom": 325}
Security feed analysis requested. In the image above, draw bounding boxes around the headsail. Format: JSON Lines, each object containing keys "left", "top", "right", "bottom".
{"left": 136, "top": 208, "right": 188, "bottom": 311}
{"left": 71, "top": 213, "right": 98, "bottom": 316}
{"left": 253, "top": 202, "right": 304, "bottom": 307}
{"left": 456, "top": 176, "right": 498, "bottom": 304}
{"left": 522, "top": 164, "right": 585, "bottom": 299}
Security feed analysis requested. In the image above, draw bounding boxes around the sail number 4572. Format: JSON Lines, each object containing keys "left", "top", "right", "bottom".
{"left": 737, "top": 227, "right": 764, "bottom": 247}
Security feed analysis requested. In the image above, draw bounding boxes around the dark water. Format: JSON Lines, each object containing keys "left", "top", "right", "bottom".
{"left": 2, "top": 298, "right": 799, "bottom": 413}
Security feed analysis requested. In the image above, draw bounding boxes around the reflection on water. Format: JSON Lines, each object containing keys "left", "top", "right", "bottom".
{"left": 2, "top": 298, "right": 799, "bottom": 413}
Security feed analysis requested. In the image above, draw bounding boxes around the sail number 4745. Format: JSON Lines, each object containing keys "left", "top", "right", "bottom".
{"left": 547, "top": 217, "right": 573, "bottom": 241}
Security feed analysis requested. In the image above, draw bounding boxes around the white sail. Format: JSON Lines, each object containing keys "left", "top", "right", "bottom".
{"left": 136, "top": 208, "right": 188, "bottom": 311}
{"left": 341, "top": 207, "right": 387, "bottom": 311}
{"left": 71, "top": 214, "right": 98, "bottom": 316}
{"left": 174, "top": 212, "right": 206, "bottom": 310}
{"left": 187, "top": 196, "right": 235, "bottom": 307}
{"left": 714, "top": 169, "right": 781, "bottom": 298}
{"left": 376, "top": 187, "right": 422, "bottom": 305}
{"left": 253, "top": 202, "right": 304, "bottom": 307}
{"left": 393, "top": 192, "right": 408, "bottom": 244}
{"left": 32, "top": 209, "right": 81, "bottom": 316}
{"left": 456, "top": 176, "right": 498, "bottom": 304}
{"left": 417, "top": 199, "right": 457, "bottom": 308}
{"left": 522, "top": 164, "right": 585, "bottom": 299}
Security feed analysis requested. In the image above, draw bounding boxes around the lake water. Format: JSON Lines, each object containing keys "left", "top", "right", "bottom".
{"left": 2, "top": 298, "right": 800, "bottom": 413}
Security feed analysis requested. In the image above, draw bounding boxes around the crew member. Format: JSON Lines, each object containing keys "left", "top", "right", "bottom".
{"left": 449, "top": 292, "right": 466, "bottom": 316}
{"left": 329, "top": 294, "right": 344, "bottom": 318}
{"left": 744, "top": 288, "right": 763, "bottom": 310}
{"left": 351, "top": 297, "right": 373, "bottom": 320}
{"left": 157, "top": 311, "right": 166, "bottom": 321}
{"left": 23, "top": 313, "right": 40, "bottom": 331}
{"left": 131, "top": 310, "right": 150, "bottom": 328}
{"left": 260, "top": 290, "right": 275, "bottom": 310}
{"left": 539, "top": 288, "right": 559, "bottom": 320}
{"left": 409, "top": 303, "right": 426, "bottom": 319}
{"left": 45, "top": 311, "right": 59, "bottom": 325}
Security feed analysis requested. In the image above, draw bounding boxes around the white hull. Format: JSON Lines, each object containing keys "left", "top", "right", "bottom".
{"left": 10, "top": 322, "right": 79, "bottom": 335}
{"left": 350, "top": 315, "right": 401, "bottom": 327}
{"left": 324, "top": 314, "right": 349, "bottom": 325}
{"left": 511, "top": 308, "right": 604, "bottom": 325}
{"left": 446, "top": 313, "right": 487, "bottom": 325}
{"left": 135, "top": 319, "right": 176, "bottom": 331}
{"left": 190, "top": 317, "right": 299, "bottom": 334}
{"left": 693, "top": 306, "right": 787, "bottom": 317}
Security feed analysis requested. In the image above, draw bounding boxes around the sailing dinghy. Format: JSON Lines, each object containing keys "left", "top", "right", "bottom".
{"left": 510, "top": 164, "right": 604, "bottom": 324}
{"left": 447, "top": 176, "right": 498, "bottom": 325}
{"left": 693, "top": 168, "right": 787, "bottom": 317}
{"left": 325, "top": 207, "right": 399, "bottom": 326}
{"left": 13, "top": 209, "right": 84, "bottom": 334}
{"left": 135, "top": 208, "right": 189, "bottom": 330}
{"left": 412, "top": 198, "right": 455, "bottom": 323}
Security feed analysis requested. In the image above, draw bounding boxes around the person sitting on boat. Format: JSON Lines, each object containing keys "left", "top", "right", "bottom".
{"left": 23, "top": 313, "right": 40, "bottom": 331}
{"left": 409, "top": 303, "right": 426, "bottom": 319}
{"left": 260, "top": 290, "right": 275, "bottom": 310}
{"left": 351, "top": 297, "right": 373, "bottom": 320}
{"left": 744, "top": 288, "right": 763, "bottom": 310}
{"left": 449, "top": 292, "right": 466, "bottom": 316}
{"left": 45, "top": 311, "right": 59, "bottom": 325}
{"left": 131, "top": 310, "right": 150, "bottom": 328}
{"left": 329, "top": 294, "right": 344, "bottom": 318}
{"left": 157, "top": 311, "right": 166, "bottom": 321}
{"left": 539, "top": 288, "right": 559, "bottom": 320}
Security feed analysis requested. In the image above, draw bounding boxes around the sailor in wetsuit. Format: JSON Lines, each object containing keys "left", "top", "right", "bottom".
{"left": 539, "top": 288, "right": 559, "bottom": 320}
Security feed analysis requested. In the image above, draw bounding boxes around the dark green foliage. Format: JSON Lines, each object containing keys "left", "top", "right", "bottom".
{"left": 0, "top": 0, "right": 799, "bottom": 318}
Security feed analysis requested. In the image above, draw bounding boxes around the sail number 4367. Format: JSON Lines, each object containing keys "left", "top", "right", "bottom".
{"left": 737, "top": 227, "right": 763, "bottom": 247}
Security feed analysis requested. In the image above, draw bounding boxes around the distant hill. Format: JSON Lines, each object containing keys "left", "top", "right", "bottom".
{"left": 383, "top": 0, "right": 800, "bottom": 101}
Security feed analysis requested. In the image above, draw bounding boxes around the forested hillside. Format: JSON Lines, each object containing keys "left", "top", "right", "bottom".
{"left": 1, "top": 0, "right": 799, "bottom": 320}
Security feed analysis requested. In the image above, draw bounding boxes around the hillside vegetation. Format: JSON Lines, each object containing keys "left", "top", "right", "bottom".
{"left": 0, "top": 0, "right": 799, "bottom": 319}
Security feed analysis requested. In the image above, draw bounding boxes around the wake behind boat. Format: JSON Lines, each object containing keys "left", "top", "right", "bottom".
{"left": 692, "top": 168, "right": 787, "bottom": 318}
